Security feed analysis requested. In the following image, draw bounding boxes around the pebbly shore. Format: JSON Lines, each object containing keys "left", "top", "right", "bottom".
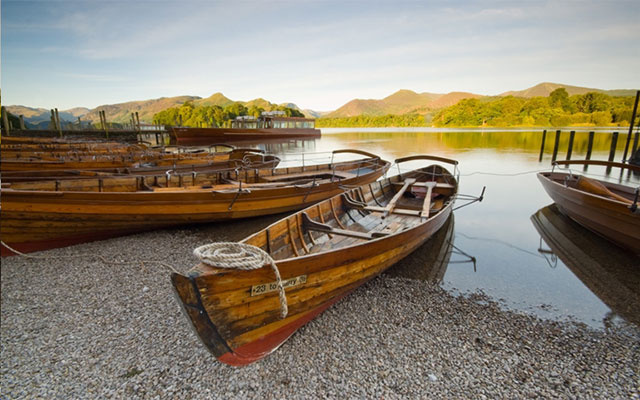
{"left": 1, "top": 216, "right": 639, "bottom": 399}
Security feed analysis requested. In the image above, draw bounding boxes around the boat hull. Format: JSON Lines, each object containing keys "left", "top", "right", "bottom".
{"left": 171, "top": 127, "right": 321, "bottom": 145}
{"left": 537, "top": 172, "right": 640, "bottom": 254}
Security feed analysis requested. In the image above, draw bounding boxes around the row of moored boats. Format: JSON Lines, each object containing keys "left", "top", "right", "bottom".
{"left": 1, "top": 135, "right": 638, "bottom": 366}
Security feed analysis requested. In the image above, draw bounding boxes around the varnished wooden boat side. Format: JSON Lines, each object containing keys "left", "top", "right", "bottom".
{"left": 1, "top": 151, "right": 389, "bottom": 255}
{"left": 171, "top": 157, "right": 458, "bottom": 366}
{"left": 537, "top": 166, "right": 640, "bottom": 253}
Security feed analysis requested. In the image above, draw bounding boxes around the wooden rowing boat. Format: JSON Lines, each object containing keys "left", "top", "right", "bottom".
{"left": 0, "top": 149, "right": 388, "bottom": 256}
{"left": 0, "top": 146, "right": 278, "bottom": 173}
{"left": 0, "top": 149, "right": 280, "bottom": 183}
{"left": 531, "top": 204, "right": 640, "bottom": 326}
{"left": 537, "top": 160, "right": 640, "bottom": 254}
{"left": 171, "top": 155, "right": 458, "bottom": 366}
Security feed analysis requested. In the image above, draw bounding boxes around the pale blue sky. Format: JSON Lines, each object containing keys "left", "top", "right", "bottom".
{"left": 2, "top": 0, "right": 639, "bottom": 111}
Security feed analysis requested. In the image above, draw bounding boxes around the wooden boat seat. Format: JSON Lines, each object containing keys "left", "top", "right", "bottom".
{"left": 301, "top": 212, "right": 389, "bottom": 240}
{"left": 259, "top": 169, "right": 354, "bottom": 183}
{"left": 391, "top": 181, "right": 455, "bottom": 190}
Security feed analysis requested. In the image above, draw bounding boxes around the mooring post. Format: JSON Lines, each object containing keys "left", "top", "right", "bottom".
{"left": 566, "top": 130, "right": 575, "bottom": 160}
{"left": 135, "top": 112, "right": 140, "bottom": 131}
{"left": 538, "top": 129, "right": 547, "bottom": 161}
{"left": 583, "top": 131, "right": 595, "bottom": 171}
{"left": 55, "top": 108, "right": 62, "bottom": 137}
{"left": 622, "top": 90, "right": 640, "bottom": 162}
{"left": 551, "top": 130, "right": 561, "bottom": 162}
{"left": 1, "top": 106, "right": 11, "bottom": 136}
{"left": 19, "top": 115, "right": 26, "bottom": 130}
{"left": 608, "top": 132, "right": 619, "bottom": 162}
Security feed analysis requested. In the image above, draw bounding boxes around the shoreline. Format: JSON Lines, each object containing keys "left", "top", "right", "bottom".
{"left": 2, "top": 222, "right": 639, "bottom": 398}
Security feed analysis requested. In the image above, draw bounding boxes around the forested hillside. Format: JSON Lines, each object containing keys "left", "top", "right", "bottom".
{"left": 152, "top": 101, "right": 304, "bottom": 127}
{"left": 432, "top": 89, "right": 635, "bottom": 127}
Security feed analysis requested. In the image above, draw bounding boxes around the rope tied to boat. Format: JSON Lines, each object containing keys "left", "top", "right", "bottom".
{"left": 193, "top": 242, "right": 288, "bottom": 319}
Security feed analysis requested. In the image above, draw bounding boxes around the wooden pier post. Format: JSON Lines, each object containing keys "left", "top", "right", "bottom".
{"left": 538, "top": 129, "right": 547, "bottom": 161}
{"left": 585, "top": 131, "right": 595, "bottom": 161}
{"left": 135, "top": 112, "right": 140, "bottom": 131}
{"left": 606, "top": 131, "right": 619, "bottom": 174}
{"left": 622, "top": 90, "right": 639, "bottom": 162}
{"left": 19, "top": 115, "right": 26, "bottom": 130}
{"left": 566, "top": 130, "right": 575, "bottom": 160}
{"left": 77, "top": 116, "right": 82, "bottom": 129}
{"left": 551, "top": 130, "right": 561, "bottom": 162}
{"left": 583, "top": 131, "right": 595, "bottom": 171}
{"left": 54, "top": 108, "right": 62, "bottom": 137}
{"left": 1, "top": 106, "right": 11, "bottom": 135}
{"left": 608, "top": 132, "right": 619, "bottom": 162}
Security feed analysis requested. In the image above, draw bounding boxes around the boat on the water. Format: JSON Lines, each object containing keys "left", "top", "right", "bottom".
{"left": 170, "top": 111, "right": 321, "bottom": 145}
{"left": 0, "top": 149, "right": 388, "bottom": 256}
{"left": 0, "top": 145, "right": 278, "bottom": 173}
{"left": 531, "top": 204, "right": 640, "bottom": 326}
{"left": 537, "top": 160, "right": 640, "bottom": 254}
{"left": 1, "top": 148, "right": 280, "bottom": 183}
{"left": 171, "top": 155, "right": 459, "bottom": 366}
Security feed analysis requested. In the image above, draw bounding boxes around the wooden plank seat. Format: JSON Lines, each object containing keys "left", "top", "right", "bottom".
{"left": 301, "top": 212, "right": 389, "bottom": 240}
{"left": 390, "top": 181, "right": 456, "bottom": 190}
{"left": 260, "top": 169, "right": 355, "bottom": 182}
{"left": 340, "top": 183, "right": 441, "bottom": 218}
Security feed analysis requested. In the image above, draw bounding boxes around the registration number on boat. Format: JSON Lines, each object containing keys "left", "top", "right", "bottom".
{"left": 251, "top": 275, "right": 307, "bottom": 296}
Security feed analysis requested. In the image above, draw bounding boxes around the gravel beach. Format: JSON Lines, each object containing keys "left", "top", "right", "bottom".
{"left": 2, "top": 216, "right": 639, "bottom": 399}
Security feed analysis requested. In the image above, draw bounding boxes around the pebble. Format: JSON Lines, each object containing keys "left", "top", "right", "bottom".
{"left": 1, "top": 217, "right": 639, "bottom": 399}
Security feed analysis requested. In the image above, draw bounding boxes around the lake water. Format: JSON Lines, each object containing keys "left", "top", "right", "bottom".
{"left": 224, "top": 128, "right": 640, "bottom": 330}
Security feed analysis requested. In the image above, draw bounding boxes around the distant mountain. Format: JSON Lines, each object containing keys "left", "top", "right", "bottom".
{"left": 302, "top": 109, "right": 330, "bottom": 118}
{"left": 6, "top": 83, "right": 635, "bottom": 127}
{"left": 4, "top": 105, "right": 91, "bottom": 125}
{"left": 326, "top": 89, "right": 484, "bottom": 118}
{"left": 193, "top": 92, "right": 233, "bottom": 108}
{"left": 499, "top": 82, "right": 636, "bottom": 98}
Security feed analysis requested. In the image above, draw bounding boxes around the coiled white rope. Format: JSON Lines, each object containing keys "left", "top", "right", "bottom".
{"left": 193, "top": 242, "right": 288, "bottom": 319}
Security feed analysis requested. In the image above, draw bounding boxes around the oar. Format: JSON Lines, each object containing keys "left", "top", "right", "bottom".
{"left": 575, "top": 176, "right": 632, "bottom": 204}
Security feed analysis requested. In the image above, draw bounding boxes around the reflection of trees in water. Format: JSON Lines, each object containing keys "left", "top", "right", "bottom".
{"left": 227, "top": 139, "right": 317, "bottom": 155}
{"left": 532, "top": 204, "right": 640, "bottom": 327}
{"left": 332, "top": 131, "right": 629, "bottom": 153}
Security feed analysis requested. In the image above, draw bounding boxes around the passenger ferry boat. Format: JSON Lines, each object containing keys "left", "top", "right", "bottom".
{"left": 170, "top": 111, "right": 321, "bottom": 145}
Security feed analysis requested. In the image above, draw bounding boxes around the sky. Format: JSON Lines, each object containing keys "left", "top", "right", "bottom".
{"left": 1, "top": 0, "right": 639, "bottom": 111}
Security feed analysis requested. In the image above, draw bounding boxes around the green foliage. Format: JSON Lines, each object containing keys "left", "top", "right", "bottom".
{"left": 316, "top": 114, "right": 426, "bottom": 128}
{"left": 152, "top": 102, "right": 302, "bottom": 127}
{"left": 432, "top": 91, "right": 635, "bottom": 127}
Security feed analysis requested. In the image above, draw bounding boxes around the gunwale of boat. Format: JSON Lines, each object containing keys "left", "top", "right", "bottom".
{"left": 172, "top": 157, "right": 459, "bottom": 365}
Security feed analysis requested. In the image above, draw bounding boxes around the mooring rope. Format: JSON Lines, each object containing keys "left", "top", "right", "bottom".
{"left": 193, "top": 242, "right": 288, "bottom": 319}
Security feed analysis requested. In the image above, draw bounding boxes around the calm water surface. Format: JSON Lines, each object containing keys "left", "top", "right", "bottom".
{"left": 218, "top": 128, "right": 640, "bottom": 329}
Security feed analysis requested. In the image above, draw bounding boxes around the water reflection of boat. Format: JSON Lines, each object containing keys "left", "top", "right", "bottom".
{"left": 531, "top": 204, "right": 640, "bottom": 326}
{"left": 537, "top": 160, "right": 640, "bottom": 254}
{"left": 384, "top": 214, "right": 455, "bottom": 283}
